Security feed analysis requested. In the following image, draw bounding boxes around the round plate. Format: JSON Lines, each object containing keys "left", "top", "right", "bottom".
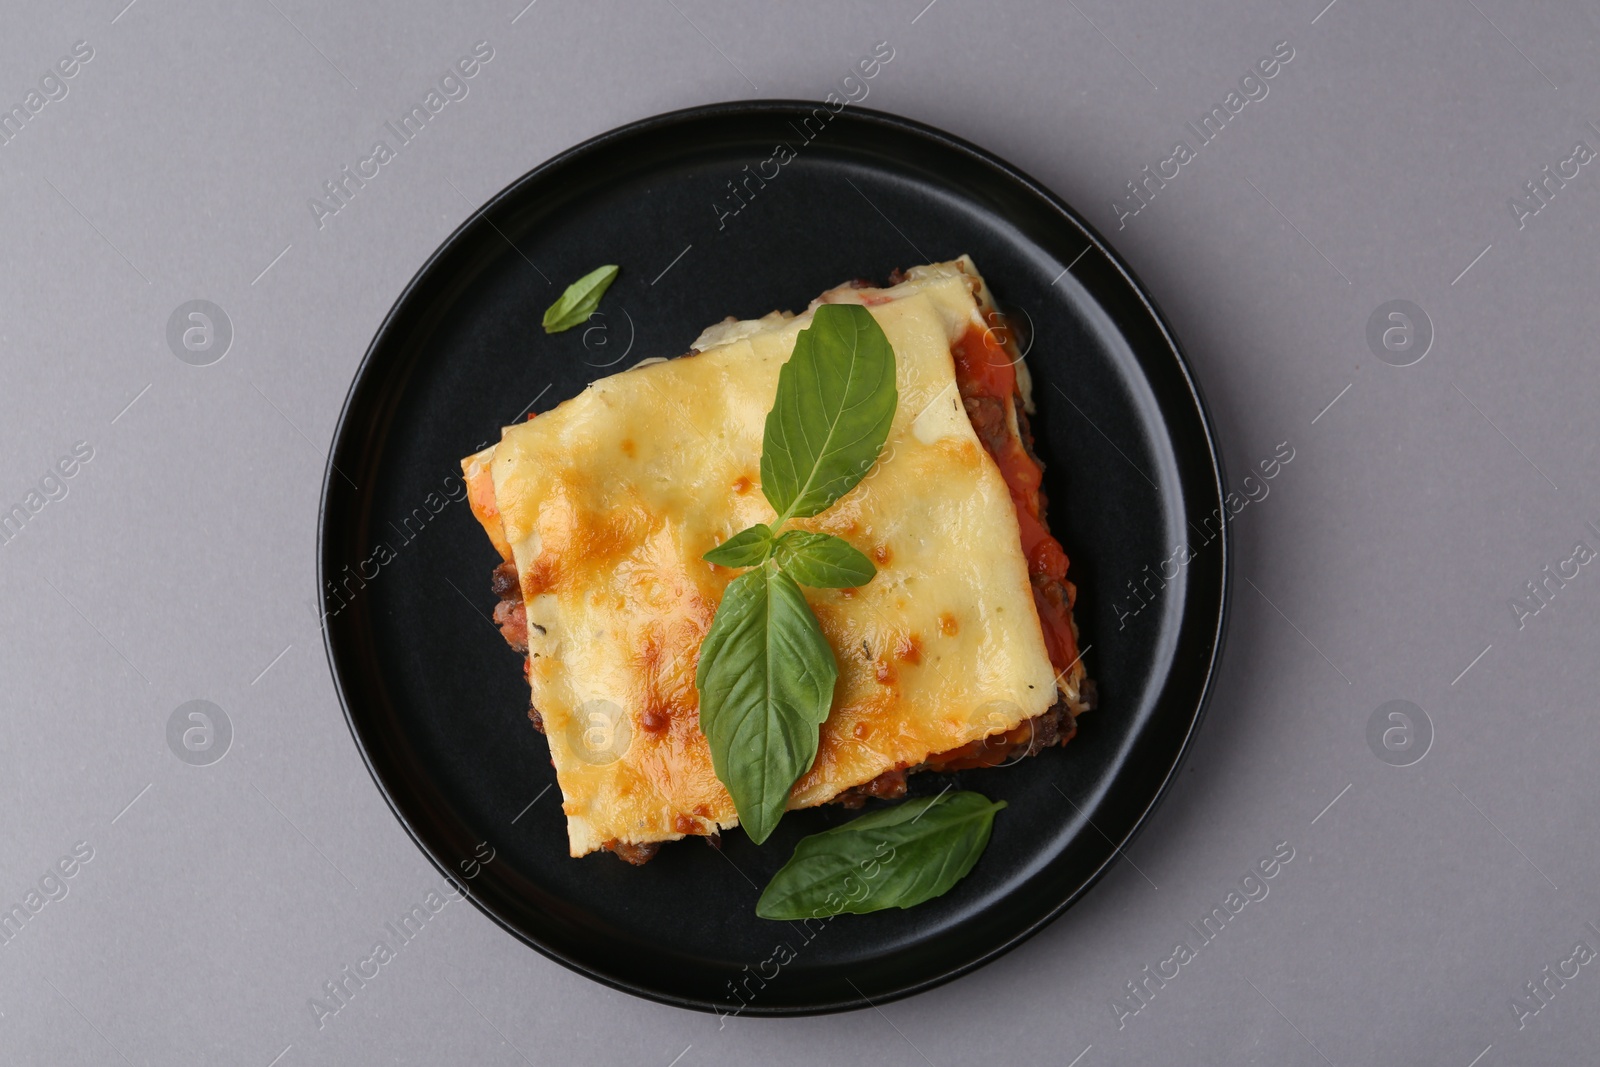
{"left": 319, "top": 101, "right": 1228, "bottom": 1015}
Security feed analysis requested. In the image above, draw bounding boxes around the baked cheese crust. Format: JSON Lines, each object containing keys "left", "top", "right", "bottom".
{"left": 472, "top": 258, "right": 1065, "bottom": 857}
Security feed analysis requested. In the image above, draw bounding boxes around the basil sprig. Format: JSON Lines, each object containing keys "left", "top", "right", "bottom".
{"left": 695, "top": 303, "right": 897, "bottom": 844}
{"left": 542, "top": 264, "right": 619, "bottom": 333}
{"left": 756, "top": 791, "right": 1007, "bottom": 919}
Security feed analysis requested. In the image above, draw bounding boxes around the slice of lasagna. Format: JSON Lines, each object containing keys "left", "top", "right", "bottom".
{"left": 462, "top": 256, "right": 1091, "bottom": 862}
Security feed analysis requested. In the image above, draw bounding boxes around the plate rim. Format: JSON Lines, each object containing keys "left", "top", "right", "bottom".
{"left": 318, "top": 98, "right": 1231, "bottom": 1016}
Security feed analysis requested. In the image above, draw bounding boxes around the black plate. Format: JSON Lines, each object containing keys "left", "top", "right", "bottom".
{"left": 319, "top": 101, "right": 1228, "bottom": 1015}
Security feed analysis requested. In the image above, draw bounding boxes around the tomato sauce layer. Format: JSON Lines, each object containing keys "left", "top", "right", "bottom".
{"left": 950, "top": 324, "right": 1080, "bottom": 676}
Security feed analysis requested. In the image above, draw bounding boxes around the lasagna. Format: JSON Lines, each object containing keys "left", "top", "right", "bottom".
{"left": 462, "top": 256, "right": 1091, "bottom": 862}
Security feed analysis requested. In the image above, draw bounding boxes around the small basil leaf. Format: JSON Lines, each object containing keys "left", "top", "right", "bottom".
{"left": 695, "top": 564, "right": 837, "bottom": 844}
{"left": 542, "top": 264, "right": 619, "bottom": 333}
{"left": 755, "top": 791, "right": 1006, "bottom": 919}
{"left": 773, "top": 530, "right": 876, "bottom": 589}
{"left": 760, "top": 303, "right": 897, "bottom": 522}
{"left": 704, "top": 524, "right": 774, "bottom": 568}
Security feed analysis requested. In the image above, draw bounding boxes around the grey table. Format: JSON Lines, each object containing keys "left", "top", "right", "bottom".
{"left": 3, "top": 1, "right": 1595, "bottom": 1063}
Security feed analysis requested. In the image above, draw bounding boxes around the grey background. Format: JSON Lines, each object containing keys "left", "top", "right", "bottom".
{"left": 1, "top": 0, "right": 1595, "bottom": 1063}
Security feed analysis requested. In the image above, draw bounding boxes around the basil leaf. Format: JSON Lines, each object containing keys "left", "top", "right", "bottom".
{"left": 773, "top": 530, "right": 876, "bottom": 589}
{"left": 704, "top": 524, "right": 774, "bottom": 567}
{"left": 755, "top": 791, "right": 1006, "bottom": 919}
{"left": 760, "top": 303, "right": 897, "bottom": 523}
{"left": 542, "top": 264, "right": 619, "bottom": 333}
{"left": 695, "top": 563, "right": 838, "bottom": 844}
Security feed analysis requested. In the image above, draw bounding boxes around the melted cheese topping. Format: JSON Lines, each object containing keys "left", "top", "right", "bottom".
{"left": 482, "top": 259, "right": 1059, "bottom": 857}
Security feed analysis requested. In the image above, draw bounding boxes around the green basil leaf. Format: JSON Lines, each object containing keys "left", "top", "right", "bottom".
{"left": 760, "top": 303, "right": 897, "bottom": 523}
{"left": 773, "top": 530, "right": 876, "bottom": 589}
{"left": 704, "top": 524, "right": 774, "bottom": 568}
{"left": 695, "top": 563, "right": 838, "bottom": 844}
{"left": 755, "top": 791, "right": 1006, "bottom": 919}
{"left": 542, "top": 264, "right": 619, "bottom": 333}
